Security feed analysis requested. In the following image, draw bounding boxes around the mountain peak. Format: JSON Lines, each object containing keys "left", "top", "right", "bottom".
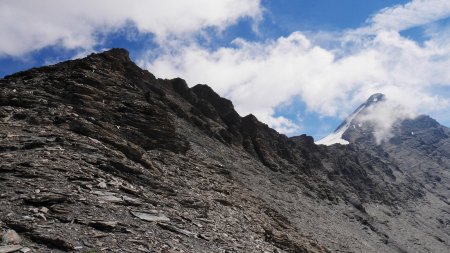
{"left": 366, "top": 93, "right": 385, "bottom": 105}
{"left": 317, "top": 92, "right": 450, "bottom": 147}
{"left": 91, "top": 48, "right": 131, "bottom": 62}
{"left": 316, "top": 93, "right": 385, "bottom": 146}
{"left": 352, "top": 93, "right": 385, "bottom": 114}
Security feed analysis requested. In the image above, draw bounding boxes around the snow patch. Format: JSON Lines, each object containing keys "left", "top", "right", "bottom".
{"left": 316, "top": 105, "right": 365, "bottom": 146}
{"left": 315, "top": 127, "right": 350, "bottom": 145}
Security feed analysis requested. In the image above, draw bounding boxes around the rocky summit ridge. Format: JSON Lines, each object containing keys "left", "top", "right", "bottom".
{"left": 0, "top": 49, "right": 449, "bottom": 253}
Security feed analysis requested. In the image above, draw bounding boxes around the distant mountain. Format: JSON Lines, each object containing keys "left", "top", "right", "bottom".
{"left": 0, "top": 49, "right": 448, "bottom": 253}
{"left": 318, "top": 92, "right": 450, "bottom": 252}
{"left": 316, "top": 93, "right": 386, "bottom": 145}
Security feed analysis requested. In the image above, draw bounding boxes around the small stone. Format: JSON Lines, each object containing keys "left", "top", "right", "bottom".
{"left": 20, "top": 247, "right": 31, "bottom": 253}
{"left": 137, "top": 246, "right": 148, "bottom": 252}
{"left": 91, "top": 231, "right": 108, "bottom": 238}
{"left": 2, "top": 229, "right": 22, "bottom": 244}
{"left": 34, "top": 213, "right": 46, "bottom": 221}
{"left": 34, "top": 189, "right": 40, "bottom": 194}
{"left": 88, "top": 221, "right": 118, "bottom": 232}
{"left": 39, "top": 207, "right": 49, "bottom": 214}
{"left": 119, "top": 185, "right": 140, "bottom": 195}
{"left": 122, "top": 195, "right": 142, "bottom": 206}
{"left": 193, "top": 222, "right": 203, "bottom": 228}
{"left": 97, "top": 182, "right": 107, "bottom": 189}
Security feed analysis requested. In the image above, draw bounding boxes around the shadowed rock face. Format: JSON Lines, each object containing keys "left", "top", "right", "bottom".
{"left": 0, "top": 48, "right": 448, "bottom": 253}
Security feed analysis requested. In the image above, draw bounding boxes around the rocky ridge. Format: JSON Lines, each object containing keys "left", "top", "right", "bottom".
{"left": 0, "top": 49, "right": 448, "bottom": 252}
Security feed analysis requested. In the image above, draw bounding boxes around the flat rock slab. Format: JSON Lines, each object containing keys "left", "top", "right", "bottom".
{"left": 0, "top": 245, "right": 22, "bottom": 253}
{"left": 24, "top": 193, "right": 70, "bottom": 206}
{"left": 157, "top": 223, "right": 197, "bottom": 237}
{"left": 98, "top": 195, "right": 123, "bottom": 203}
{"left": 130, "top": 211, "right": 170, "bottom": 222}
{"left": 28, "top": 232, "right": 74, "bottom": 251}
{"left": 88, "top": 221, "right": 118, "bottom": 232}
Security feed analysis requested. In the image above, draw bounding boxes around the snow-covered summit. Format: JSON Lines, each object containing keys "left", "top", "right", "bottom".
{"left": 316, "top": 93, "right": 385, "bottom": 146}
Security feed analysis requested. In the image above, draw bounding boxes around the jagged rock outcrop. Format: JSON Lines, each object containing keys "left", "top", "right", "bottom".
{"left": 0, "top": 49, "right": 448, "bottom": 253}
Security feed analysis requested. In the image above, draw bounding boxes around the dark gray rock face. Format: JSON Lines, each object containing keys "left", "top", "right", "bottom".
{"left": 325, "top": 95, "right": 450, "bottom": 252}
{"left": 0, "top": 49, "right": 448, "bottom": 252}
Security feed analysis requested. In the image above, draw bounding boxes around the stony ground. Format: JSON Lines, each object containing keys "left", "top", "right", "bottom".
{"left": 0, "top": 49, "right": 448, "bottom": 253}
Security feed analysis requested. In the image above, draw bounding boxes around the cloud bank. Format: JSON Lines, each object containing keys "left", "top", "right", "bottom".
{"left": 2, "top": 0, "right": 450, "bottom": 141}
{"left": 366, "top": 0, "right": 450, "bottom": 32}
{"left": 144, "top": 0, "right": 450, "bottom": 137}
{"left": 0, "top": 0, "right": 261, "bottom": 57}
{"left": 358, "top": 100, "right": 418, "bottom": 144}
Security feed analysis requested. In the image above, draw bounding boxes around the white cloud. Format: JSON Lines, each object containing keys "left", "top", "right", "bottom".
{"left": 0, "top": 0, "right": 262, "bottom": 57}
{"left": 144, "top": 11, "right": 450, "bottom": 136}
{"left": 3, "top": 0, "right": 450, "bottom": 139}
{"left": 359, "top": 100, "right": 421, "bottom": 144}
{"left": 363, "top": 0, "right": 450, "bottom": 32}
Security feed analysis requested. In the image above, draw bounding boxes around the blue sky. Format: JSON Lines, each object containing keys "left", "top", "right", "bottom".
{"left": 2, "top": 0, "right": 450, "bottom": 141}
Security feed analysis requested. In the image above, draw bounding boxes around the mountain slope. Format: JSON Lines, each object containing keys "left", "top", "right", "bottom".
{"left": 318, "top": 92, "right": 450, "bottom": 252}
{"left": 0, "top": 49, "right": 448, "bottom": 253}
